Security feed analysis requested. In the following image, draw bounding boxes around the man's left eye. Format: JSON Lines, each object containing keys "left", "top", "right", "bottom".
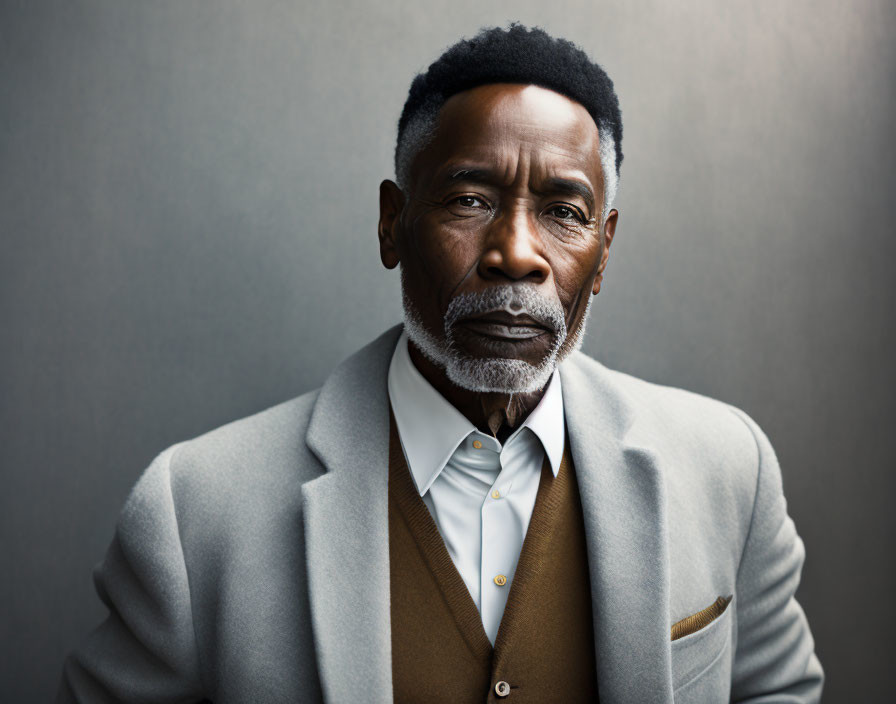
{"left": 547, "top": 205, "right": 583, "bottom": 222}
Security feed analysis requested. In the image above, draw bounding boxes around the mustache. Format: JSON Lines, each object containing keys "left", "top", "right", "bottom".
{"left": 444, "top": 284, "right": 567, "bottom": 335}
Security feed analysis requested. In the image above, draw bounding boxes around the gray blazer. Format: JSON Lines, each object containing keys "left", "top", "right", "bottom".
{"left": 58, "top": 325, "right": 823, "bottom": 703}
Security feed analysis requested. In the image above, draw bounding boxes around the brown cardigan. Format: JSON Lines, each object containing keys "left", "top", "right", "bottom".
{"left": 389, "top": 415, "right": 598, "bottom": 703}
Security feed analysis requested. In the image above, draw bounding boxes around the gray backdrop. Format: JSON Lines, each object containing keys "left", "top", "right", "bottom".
{"left": 2, "top": 0, "right": 894, "bottom": 700}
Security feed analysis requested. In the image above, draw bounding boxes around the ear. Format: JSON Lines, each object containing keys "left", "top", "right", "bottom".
{"left": 378, "top": 179, "right": 405, "bottom": 270}
{"left": 592, "top": 208, "right": 619, "bottom": 295}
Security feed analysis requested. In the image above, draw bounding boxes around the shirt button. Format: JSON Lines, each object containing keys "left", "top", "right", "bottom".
{"left": 491, "top": 489, "right": 501, "bottom": 499}
{"left": 493, "top": 574, "right": 507, "bottom": 586}
{"left": 472, "top": 440, "right": 483, "bottom": 449}
{"left": 494, "top": 680, "right": 511, "bottom": 697}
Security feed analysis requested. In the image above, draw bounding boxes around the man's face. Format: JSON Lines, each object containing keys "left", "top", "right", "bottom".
{"left": 379, "top": 83, "right": 618, "bottom": 393}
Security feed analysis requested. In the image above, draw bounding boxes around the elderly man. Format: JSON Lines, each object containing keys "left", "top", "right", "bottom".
{"left": 59, "top": 25, "right": 823, "bottom": 703}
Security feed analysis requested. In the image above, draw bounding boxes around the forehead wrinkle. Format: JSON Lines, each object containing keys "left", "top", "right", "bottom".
{"left": 531, "top": 139, "right": 603, "bottom": 207}
{"left": 528, "top": 144, "right": 599, "bottom": 201}
{"left": 509, "top": 130, "right": 601, "bottom": 194}
{"left": 490, "top": 124, "right": 596, "bottom": 166}
{"left": 440, "top": 120, "right": 592, "bottom": 164}
{"left": 424, "top": 115, "right": 601, "bottom": 198}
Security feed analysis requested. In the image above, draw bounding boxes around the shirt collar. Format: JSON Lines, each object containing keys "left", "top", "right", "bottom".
{"left": 387, "top": 330, "right": 565, "bottom": 497}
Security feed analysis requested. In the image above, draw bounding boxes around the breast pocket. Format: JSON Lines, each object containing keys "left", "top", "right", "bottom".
{"left": 671, "top": 596, "right": 734, "bottom": 700}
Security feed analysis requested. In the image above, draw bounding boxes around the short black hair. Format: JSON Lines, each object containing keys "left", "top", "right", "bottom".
{"left": 395, "top": 24, "right": 623, "bottom": 191}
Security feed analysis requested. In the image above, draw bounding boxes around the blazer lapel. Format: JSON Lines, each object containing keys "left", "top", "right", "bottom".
{"left": 560, "top": 353, "right": 674, "bottom": 703}
{"left": 302, "top": 325, "right": 403, "bottom": 704}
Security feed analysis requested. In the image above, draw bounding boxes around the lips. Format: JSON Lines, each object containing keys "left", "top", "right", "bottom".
{"left": 456, "top": 311, "right": 552, "bottom": 341}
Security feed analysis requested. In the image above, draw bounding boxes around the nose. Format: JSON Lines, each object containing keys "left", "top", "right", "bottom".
{"left": 477, "top": 208, "right": 551, "bottom": 283}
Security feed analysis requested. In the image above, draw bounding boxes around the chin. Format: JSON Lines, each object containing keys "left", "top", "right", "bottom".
{"left": 443, "top": 355, "right": 557, "bottom": 394}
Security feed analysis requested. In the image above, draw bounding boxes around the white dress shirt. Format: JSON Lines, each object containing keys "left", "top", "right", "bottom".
{"left": 387, "top": 331, "right": 565, "bottom": 645}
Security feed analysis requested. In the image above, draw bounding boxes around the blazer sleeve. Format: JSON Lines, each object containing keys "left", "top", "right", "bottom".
{"left": 57, "top": 445, "right": 206, "bottom": 703}
{"left": 729, "top": 410, "right": 824, "bottom": 703}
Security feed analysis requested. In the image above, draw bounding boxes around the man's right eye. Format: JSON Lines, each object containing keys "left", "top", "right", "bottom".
{"left": 451, "top": 195, "right": 487, "bottom": 209}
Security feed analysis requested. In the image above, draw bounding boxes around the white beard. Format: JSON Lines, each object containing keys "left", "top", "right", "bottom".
{"left": 400, "top": 269, "right": 592, "bottom": 394}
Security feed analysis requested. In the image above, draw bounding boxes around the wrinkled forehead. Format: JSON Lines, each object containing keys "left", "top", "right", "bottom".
{"left": 416, "top": 84, "right": 604, "bottom": 188}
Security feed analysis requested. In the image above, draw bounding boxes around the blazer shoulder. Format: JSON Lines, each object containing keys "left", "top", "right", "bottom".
{"left": 566, "top": 351, "right": 764, "bottom": 485}
{"left": 565, "top": 352, "right": 776, "bottom": 579}
{"left": 151, "top": 388, "right": 324, "bottom": 515}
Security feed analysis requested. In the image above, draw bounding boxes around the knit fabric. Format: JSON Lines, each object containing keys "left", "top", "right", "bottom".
{"left": 389, "top": 412, "right": 598, "bottom": 703}
{"left": 671, "top": 596, "right": 732, "bottom": 641}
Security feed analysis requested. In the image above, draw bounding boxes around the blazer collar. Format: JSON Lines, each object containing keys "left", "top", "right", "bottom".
{"left": 303, "top": 326, "right": 673, "bottom": 703}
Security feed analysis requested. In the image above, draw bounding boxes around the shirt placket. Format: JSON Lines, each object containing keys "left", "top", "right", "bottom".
{"left": 480, "top": 436, "right": 513, "bottom": 645}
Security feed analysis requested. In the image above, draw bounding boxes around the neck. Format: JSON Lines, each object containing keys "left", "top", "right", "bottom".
{"left": 407, "top": 339, "right": 548, "bottom": 438}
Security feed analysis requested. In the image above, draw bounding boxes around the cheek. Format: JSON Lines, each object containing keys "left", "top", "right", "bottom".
{"left": 402, "top": 216, "right": 482, "bottom": 293}
{"left": 549, "top": 242, "right": 602, "bottom": 314}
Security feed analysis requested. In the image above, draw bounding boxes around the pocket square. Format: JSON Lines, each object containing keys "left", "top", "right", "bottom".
{"left": 671, "top": 595, "right": 732, "bottom": 641}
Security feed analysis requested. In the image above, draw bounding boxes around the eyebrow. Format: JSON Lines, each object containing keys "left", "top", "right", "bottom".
{"left": 445, "top": 167, "right": 498, "bottom": 185}
{"left": 442, "top": 168, "right": 596, "bottom": 215}
{"left": 538, "top": 177, "right": 596, "bottom": 215}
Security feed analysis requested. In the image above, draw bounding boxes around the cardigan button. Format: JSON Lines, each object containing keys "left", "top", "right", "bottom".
{"left": 494, "top": 680, "right": 511, "bottom": 697}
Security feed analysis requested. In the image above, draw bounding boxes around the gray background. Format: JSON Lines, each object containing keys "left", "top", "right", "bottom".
{"left": 2, "top": 0, "right": 893, "bottom": 700}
